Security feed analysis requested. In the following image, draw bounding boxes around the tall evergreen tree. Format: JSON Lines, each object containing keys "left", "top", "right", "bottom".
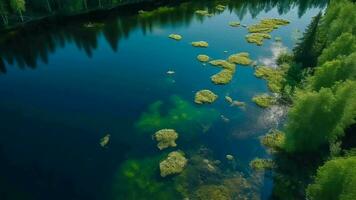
{"left": 10, "top": 0, "right": 26, "bottom": 22}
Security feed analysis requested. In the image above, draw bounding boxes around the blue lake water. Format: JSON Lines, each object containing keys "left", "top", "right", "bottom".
{"left": 0, "top": 1, "right": 326, "bottom": 199}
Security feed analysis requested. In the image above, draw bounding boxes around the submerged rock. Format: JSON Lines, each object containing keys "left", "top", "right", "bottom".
{"left": 100, "top": 134, "right": 110, "bottom": 148}
{"left": 261, "top": 129, "right": 285, "bottom": 151}
{"left": 169, "top": 34, "right": 182, "bottom": 41}
{"left": 160, "top": 151, "right": 188, "bottom": 177}
{"left": 252, "top": 94, "right": 276, "bottom": 108}
{"left": 254, "top": 66, "right": 286, "bottom": 93}
{"left": 195, "top": 10, "right": 213, "bottom": 17}
{"left": 215, "top": 4, "right": 226, "bottom": 11}
{"left": 227, "top": 52, "right": 252, "bottom": 65}
{"left": 192, "top": 41, "right": 209, "bottom": 48}
{"left": 229, "top": 21, "right": 240, "bottom": 27}
{"left": 195, "top": 90, "right": 218, "bottom": 104}
{"left": 225, "top": 96, "right": 233, "bottom": 104}
{"left": 197, "top": 54, "right": 210, "bottom": 62}
{"left": 246, "top": 33, "right": 271, "bottom": 46}
{"left": 226, "top": 155, "right": 234, "bottom": 161}
{"left": 211, "top": 69, "right": 233, "bottom": 84}
{"left": 154, "top": 129, "right": 179, "bottom": 150}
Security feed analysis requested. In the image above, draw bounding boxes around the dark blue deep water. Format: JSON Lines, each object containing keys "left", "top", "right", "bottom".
{"left": 0, "top": 1, "right": 326, "bottom": 199}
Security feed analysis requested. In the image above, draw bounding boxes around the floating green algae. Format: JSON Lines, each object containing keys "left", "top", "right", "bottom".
{"left": 192, "top": 41, "right": 209, "bottom": 48}
{"left": 197, "top": 54, "right": 210, "bottom": 62}
{"left": 209, "top": 60, "right": 236, "bottom": 71}
{"left": 252, "top": 94, "right": 276, "bottom": 108}
{"left": 154, "top": 129, "right": 179, "bottom": 150}
{"left": 250, "top": 158, "right": 276, "bottom": 171}
{"left": 195, "top": 90, "right": 218, "bottom": 104}
{"left": 248, "top": 18, "right": 290, "bottom": 33}
{"left": 169, "top": 34, "right": 182, "bottom": 41}
{"left": 229, "top": 21, "right": 240, "bottom": 27}
{"left": 211, "top": 69, "right": 234, "bottom": 85}
{"left": 246, "top": 33, "right": 272, "bottom": 46}
{"left": 254, "top": 66, "right": 286, "bottom": 93}
{"left": 261, "top": 129, "right": 285, "bottom": 151}
{"left": 135, "top": 95, "right": 219, "bottom": 134}
{"left": 99, "top": 134, "right": 110, "bottom": 148}
{"left": 112, "top": 156, "right": 180, "bottom": 200}
{"left": 160, "top": 151, "right": 188, "bottom": 177}
{"left": 227, "top": 52, "right": 252, "bottom": 65}
{"left": 195, "top": 10, "right": 213, "bottom": 17}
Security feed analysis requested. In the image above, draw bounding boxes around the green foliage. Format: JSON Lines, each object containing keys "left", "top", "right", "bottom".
{"left": 306, "top": 156, "right": 356, "bottom": 200}
{"left": 283, "top": 81, "right": 356, "bottom": 153}
{"left": 308, "top": 53, "right": 356, "bottom": 91}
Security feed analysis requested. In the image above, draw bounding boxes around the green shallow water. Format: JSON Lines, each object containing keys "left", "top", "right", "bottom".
{"left": 0, "top": 0, "right": 326, "bottom": 199}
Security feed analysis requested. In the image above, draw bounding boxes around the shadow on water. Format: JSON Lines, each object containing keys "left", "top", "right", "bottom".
{"left": 0, "top": 0, "right": 328, "bottom": 70}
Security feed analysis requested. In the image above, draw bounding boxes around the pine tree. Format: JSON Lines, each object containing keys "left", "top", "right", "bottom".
{"left": 10, "top": 0, "right": 26, "bottom": 22}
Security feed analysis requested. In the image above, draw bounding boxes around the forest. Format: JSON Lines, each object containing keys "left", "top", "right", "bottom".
{"left": 0, "top": 0, "right": 355, "bottom": 199}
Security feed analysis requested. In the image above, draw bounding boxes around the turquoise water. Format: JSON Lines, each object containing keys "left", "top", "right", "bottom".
{"left": 0, "top": 1, "right": 326, "bottom": 199}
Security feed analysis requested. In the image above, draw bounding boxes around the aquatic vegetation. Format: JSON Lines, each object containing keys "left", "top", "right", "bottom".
{"left": 138, "top": 7, "right": 175, "bottom": 18}
{"left": 226, "top": 155, "right": 234, "bottom": 161}
{"left": 306, "top": 156, "right": 356, "bottom": 200}
{"left": 192, "top": 41, "right": 209, "bottom": 48}
{"left": 100, "top": 134, "right": 110, "bottom": 148}
{"left": 227, "top": 52, "right": 252, "bottom": 65}
{"left": 229, "top": 21, "right": 240, "bottom": 27}
{"left": 246, "top": 33, "right": 272, "bottom": 46}
{"left": 195, "top": 10, "right": 213, "bottom": 17}
{"left": 197, "top": 54, "right": 210, "bottom": 62}
{"left": 154, "top": 129, "right": 179, "bottom": 150}
{"left": 261, "top": 129, "right": 285, "bottom": 151}
{"left": 209, "top": 60, "right": 236, "bottom": 71}
{"left": 135, "top": 95, "right": 219, "bottom": 135}
{"left": 254, "top": 66, "right": 286, "bottom": 93}
{"left": 195, "top": 90, "right": 218, "bottom": 104}
{"left": 248, "top": 18, "right": 290, "bottom": 33}
{"left": 250, "top": 158, "right": 275, "bottom": 171}
{"left": 169, "top": 34, "right": 182, "bottom": 41}
{"left": 252, "top": 94, "right": 276, "bottom": 108}
{"left": 194, "top": 185, "right": 232, "bottom": 200}
{"left": 215, "top": 5, "right": 226, "bottom": 12}
{"left": 160, "top": 151, "right": 188, "bottom": 177}
{"left": 112, "top": 156, "right": 179, "bottom": 199}
{"left": 211, "top": 69, "right": 234, "bottom": 85}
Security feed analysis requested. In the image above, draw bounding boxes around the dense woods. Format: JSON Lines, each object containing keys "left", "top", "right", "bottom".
{"left": 276, "top": 0, "right": 356, "bottom": 199}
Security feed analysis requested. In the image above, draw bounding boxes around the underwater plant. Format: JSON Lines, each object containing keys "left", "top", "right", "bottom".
{"left": 154, "top": 129, "right": 179, "bottom": 150}
{"left": 229, "top": 21, "right": 240, "bottom": 27}
{"left": 246, "top": 33, "right": 272, "bottom": 46}
{"left": 135, "top": 95, "right": 219, "bottom": 135}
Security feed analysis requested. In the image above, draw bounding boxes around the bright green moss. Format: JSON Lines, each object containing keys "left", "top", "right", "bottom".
{"left": 254, "top": 66, "right": 286, "bottom": 93}
{"left": 195, "top": 90, "right": 218, "bottom": 104}
{"left": 195, "top": 10, "right": 213, "bottom": 17}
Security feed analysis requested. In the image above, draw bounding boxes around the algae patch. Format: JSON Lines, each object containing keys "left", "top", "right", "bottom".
{"left": 250, "top": 158, "right": 275, "bottom": 171}
{"left": 261, "top": 129, "right": 285, "bottom": 151}
{"left": 192, "top": 41, "right": 209, "bottom": 48}
{"left": 195, "top": 90, "right": 218, "bottom": 104}
{"left": 197, "top": 54, "right": 210, "bottom": 62}
{"left": 169, "top": 34, "right": 182, "bottom": 41}
{"left": 227, "top": 52, "right": 252, "bottom": 65}
{"left": 229, "top": 21, "right": 240, "bottom": 27}
{"left": 254, "top": 66, "right": 286, "bottom": 93}
{"left": 252, "top": 94, "right": 276, "bottom": 108}
{"left": 160, "top": 151, "right": 188, "bottom": 177}
{"left": 246, "top": 33, "right": 271, "bottom": 46}
{"left": 154, "top": 129, "right": 179, "bottom": 150}
{"left": 246, "top": 18, "right": 289, "bottom": 45}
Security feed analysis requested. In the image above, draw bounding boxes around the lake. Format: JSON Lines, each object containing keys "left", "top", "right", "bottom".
{"left": 0, "top": 0, "right": 326, "bottom": 199}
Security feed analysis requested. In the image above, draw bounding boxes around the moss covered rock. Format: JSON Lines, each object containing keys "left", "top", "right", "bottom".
{"left": 250, "top": 158, "right": 275, "bottom": 171}
{"left": 154, "top": 129, "right": 179, "bottom": 150}
{"left": 246, "top": 33, "right": 271, "bottom": 46}
{"left": 197, "top": 54, "right": 210, "bottom": 62}
{"left": 252, "top": 94, "right": 275, "bottom": 108}
{"left": 211, "top": 69, "right": 234, "bottom": 85}
{"left": 169, "top": 34, "right": 182, "bottom": 41}
{"left": 195, "top": 10, "right": 213, "bottom": 17}
{"left": 215, "top": 5, "right": 226, "bottom": 11}
{"left": 248, "top": 18, "right": 290, "bottom": 33}
{"left": 160, "top": 151, "right": 188, "bottom": 177}
{"left": 192, "top": 41, "right": 209, "bottom": 48}
{"left": 194, "top": 185, "right": 232, "bottom": 200}
{"left": 261, "top": 129, "right": 285, "bottom": 151}
{"left": 254, "top": 66, "right": 285, "bottom": 93}
{"left": 229, "top": 21, "right": 240, "bottom": 27}
{"left": 195, "top": 90, "right": 218, "bottom": 104}
{"left": 227, "top": 52, "right": 252, "bottom": 65}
